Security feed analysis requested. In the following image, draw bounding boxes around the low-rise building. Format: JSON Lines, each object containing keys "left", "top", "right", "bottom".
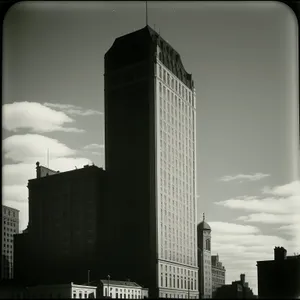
{"left": 98, "top": 279, "right": 146, "bottom": 299}
{"left": 211, "top": 254, "right": 225, "bottom": 297}
{"left": 27, "top": 283, "right": 97, "bottom": 299}
{"left": 214, "top": 274, "right": 255, "bottom": 299}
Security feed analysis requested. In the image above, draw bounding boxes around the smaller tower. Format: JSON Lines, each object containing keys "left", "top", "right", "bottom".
{"left": 197, "top": 213, "right": 212, "bottom": 299}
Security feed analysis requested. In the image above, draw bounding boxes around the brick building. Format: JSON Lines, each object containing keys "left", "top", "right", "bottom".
{"left": 211, "top": 254, "right": 225, "bottom": 297}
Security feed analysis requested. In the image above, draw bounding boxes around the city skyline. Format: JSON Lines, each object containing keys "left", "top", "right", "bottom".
{"left": 2, "top": 1, "right": 299, "bottom": 295}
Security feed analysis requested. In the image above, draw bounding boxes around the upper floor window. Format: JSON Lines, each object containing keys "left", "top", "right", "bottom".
{"left": 206, "top": 239, "right": 211, "bottom": 251}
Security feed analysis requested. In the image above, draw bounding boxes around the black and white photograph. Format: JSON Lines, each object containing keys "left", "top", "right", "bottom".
{"left": 1, "top": 1, "right": 299, "bottom": 299}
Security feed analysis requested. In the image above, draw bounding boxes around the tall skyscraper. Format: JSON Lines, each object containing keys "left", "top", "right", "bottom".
{"left": 105, "top": 26, "right": 198, "bottom": 298}
{"left": 197, "top": 214, "right": 212, "bottom": 298}
{"left": 1, "top": 205, "right": 19, "bottom": 279}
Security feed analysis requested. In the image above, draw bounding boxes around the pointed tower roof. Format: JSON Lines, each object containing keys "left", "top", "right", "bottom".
{"left": 198, "top": 213, "right": 211, "bottom": 231}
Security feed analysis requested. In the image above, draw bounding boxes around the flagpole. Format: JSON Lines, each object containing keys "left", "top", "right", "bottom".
{"left": 146, "top": 1, "right": 148, "bottom": 26}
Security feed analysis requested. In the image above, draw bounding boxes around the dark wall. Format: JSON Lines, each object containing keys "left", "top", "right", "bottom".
{"left": 257, "top": 259, "right": 300, "bottom": 298}
{"left": 104, "top": 32, "right": 157, "bottom": 296}
{"left": 15, "top": 168, "right": 109, "bottom": 285}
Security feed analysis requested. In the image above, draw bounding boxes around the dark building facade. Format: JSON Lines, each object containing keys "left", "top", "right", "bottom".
{"left": 214, "top": 274, "right": 255, "bottom": 299}
{"left": 211, "top": 254, "right": 226, "bottom": 298}
{"left": 14, "top": 163, "right": 109, "bottom": 285}
{"left": 257, "top": 246, "right": 300, "bottom": 299}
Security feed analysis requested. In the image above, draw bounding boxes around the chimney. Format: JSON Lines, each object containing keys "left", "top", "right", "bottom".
{"left": 274, "top": 246, "right": 287, "bottom": 261}
{"left": 36, "top": 162, "right": 41, "bottom": 178}
{"left": 240, "top": 274, "right": 245, "bottom": 286}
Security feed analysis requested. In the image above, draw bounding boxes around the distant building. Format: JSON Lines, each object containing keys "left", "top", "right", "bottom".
{"left": 1, "top": 205, "right": 19, "bottom": 279}
{"left": 257, "top": 246, "right": 300, "bottom": 299}
{"left": 0, "top": 282, "right": 97, "bottom": 299}
{"left": 98, "top": 279, "right": 147, "bottom": 299}
{"left": 14, "top": 163, "right": 109, "bottom": 285}
{"left": 198, "top": 214, "right": 212, "bottom": 298}
{"left": 211, "top": 254, "right": 226, "bottom": 297}
{"left": 214, "top": 274, "right": 255, "bottom": 299}
{"left": 26, "top": 283, "right": 97, "bottom": 299}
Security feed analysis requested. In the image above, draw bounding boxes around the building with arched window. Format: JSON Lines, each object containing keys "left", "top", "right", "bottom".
{"left": 197, "top": 214, "right": 212, "bottom": 298}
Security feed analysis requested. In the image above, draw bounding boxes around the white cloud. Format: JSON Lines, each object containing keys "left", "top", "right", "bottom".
{"left": 210, "top": 221, "right": 300, "bottom": 295}
{"left": 2, "top": 157, "right": 93, "bottom": 232}
{"left": 215, "top": 196, "right": 299, "bottom": 214}
{"left": 2, "top": 185, "right": 28, "bottom": 203}
{"left": 83, "top": 143, "right": 104, "bottom": 150}
{"left": 44, "top": 103, "right": 103, "bottom": 116}
{"left": 237, "top": 213, "right": 300, "bottom": 224}
{"left": 214, "top": 180, "right": 300, "bottom": 287}
{"left": 91, "top": 152, "right": 103, "bottom": 156}
{"left": 209, "top": 221, "right": 260, "bottom": 234}
{"left": 3, "top": 134, "right": 75, "bottom": 163}
{"left": 3, "top": 102, "right": 84, "bottom": 133}
{"left": 219, "top": 173, "right": 270, "bottom": 182}
{"left": 2, "top": 163, "right": 36, "bottom": 186}
{"left": 263, "top": 180, "right": 300, "bottom": 197}
{"left": 279, "top": 223, "right": 300, "bottom": 237}
{"left": 215, "top": 181, "right": 300, "bottom": 215}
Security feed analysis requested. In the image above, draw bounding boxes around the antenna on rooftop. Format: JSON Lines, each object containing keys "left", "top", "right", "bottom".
{"left": 145, "top": 1, "right": 148, "bottom": 26}
{"left": 47, "top": 149, "right": 50, "bottom": 168}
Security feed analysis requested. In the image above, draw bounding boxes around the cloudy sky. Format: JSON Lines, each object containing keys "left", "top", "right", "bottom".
{"left": 2, "top": 1, "right": 299, "bottom": 294}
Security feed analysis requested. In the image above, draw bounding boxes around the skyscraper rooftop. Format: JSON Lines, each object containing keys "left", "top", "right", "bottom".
{"left": 105, "top": 25, "right": 194, "bottom": 89}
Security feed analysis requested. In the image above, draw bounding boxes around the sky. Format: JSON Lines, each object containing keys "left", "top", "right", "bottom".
{"left": 2, "top": 1, "right": 299, "bottom": 294}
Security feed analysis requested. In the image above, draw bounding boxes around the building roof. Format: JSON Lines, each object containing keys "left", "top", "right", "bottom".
{"left": 29, "top": 163, "right": 105, "bottom": 184}
{"left": 105, "top": 25, "right": 194, "bottom": 89}
{"left": 198, "top": 213, "right": 211, "bottom": 231}
{"left": 100, "top": 280, "right": 141, "bottom": 288}
{"left": 2, "top": 205, "right": 20, "bottom": 212}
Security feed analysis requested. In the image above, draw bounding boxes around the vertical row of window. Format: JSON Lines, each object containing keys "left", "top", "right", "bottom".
{"left": 103, "top": 287, "right": 142, "bottom": 299}
{"left": 162, "top": 293, "right": 198, "bottom": 299}
{"left": 157, "top": 61, "right": 197, "bottom": 267}
{"left": 203, "top": 253, "right": 212, "bottom": 297}
{"left": 158, "top": 64, "right": 194, "bottom": 107}
{"left": 72, "top": 290, "right": 93, "bottom": 298}
{"left": 159, "top": 264, "right": 198, "bottom": 291}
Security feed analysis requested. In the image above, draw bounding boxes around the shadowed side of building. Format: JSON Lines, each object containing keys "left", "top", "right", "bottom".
{"left": 14, "top": 163, "right": 110, "bottom": 285}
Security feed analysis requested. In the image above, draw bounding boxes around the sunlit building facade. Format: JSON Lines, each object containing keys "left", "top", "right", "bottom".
{"left": 1, "top": 205, "right": 19, "bottom": 279}
{"left": 156, "top": 48, "right": 198, "bottom": 298}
